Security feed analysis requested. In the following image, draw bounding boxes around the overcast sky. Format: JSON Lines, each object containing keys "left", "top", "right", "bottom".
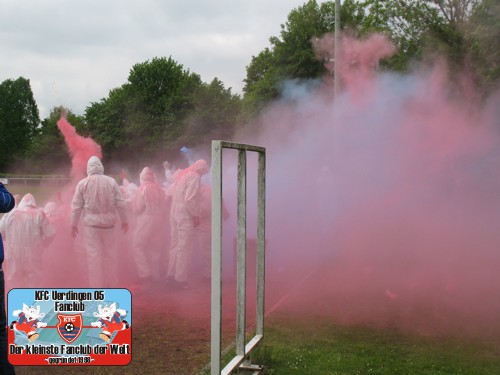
{"left": 0, "top": 0, "right": 312, "bottom": 119}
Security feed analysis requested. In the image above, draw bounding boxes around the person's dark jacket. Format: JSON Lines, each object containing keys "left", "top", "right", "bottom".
{"left": 0, "top": 182, "right": 15, "bottom": 265}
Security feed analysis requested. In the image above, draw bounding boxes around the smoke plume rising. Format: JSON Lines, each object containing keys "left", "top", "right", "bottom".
{"left": 237, "top": 33, "right": 500, "bottom": 338}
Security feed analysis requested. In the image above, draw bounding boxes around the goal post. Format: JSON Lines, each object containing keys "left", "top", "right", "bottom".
{"left": 211, "top": 140, "right": 266, "bottom": 374}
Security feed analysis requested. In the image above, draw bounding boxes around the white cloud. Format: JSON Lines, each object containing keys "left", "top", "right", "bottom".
{"left": 0, "top": 0, "right": 314, "bottom": 118}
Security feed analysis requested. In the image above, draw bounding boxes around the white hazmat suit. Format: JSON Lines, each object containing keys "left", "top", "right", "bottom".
{"left": 0, "top": 195, "right": 19, "bottom": 235}
{"left": 167, "top": 159, "right": 208, "bottom": 286}
{"left": 195, "top": 184, "right": 229, "bottom": 280}
{"left": 162, "top": 161, "right": 175, "bottom": 190}
{"left": 1, "top": 194, "right": 55, "bottom": 287}
{"left": 71, "top": 156, "right": 128, "bottom": 287}
{"left": 197, "top": 184, "right": 212, "bottom": 279}
{"left": 131, "top": 167, "right": 167, "bottom": 282}
{"left": 120, "top": 178, "right": 139, "bottom": 208}
{"left": 43, "top": 201, "right": 59, "bottom": 221}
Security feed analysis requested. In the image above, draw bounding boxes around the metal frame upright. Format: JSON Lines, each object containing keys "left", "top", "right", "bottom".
{"left": 211, "top": 140, "right": 266, "bottom": 374}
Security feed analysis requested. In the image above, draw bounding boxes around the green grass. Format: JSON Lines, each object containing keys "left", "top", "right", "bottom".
{"left": 250, "top": 319, "right": 500, "bottom": 375}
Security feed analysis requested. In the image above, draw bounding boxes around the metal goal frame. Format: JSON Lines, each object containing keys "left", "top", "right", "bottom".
{"left": 211, "top": 140, "right": 266, "bottom": 374}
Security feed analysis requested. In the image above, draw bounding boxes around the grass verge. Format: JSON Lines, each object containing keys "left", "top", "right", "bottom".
{"left": 250, "top": 317, "right": 500, "bottom": 375}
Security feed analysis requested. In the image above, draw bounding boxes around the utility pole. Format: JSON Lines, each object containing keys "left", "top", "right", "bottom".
{"left": 334, "top": 0, "right": 341, "bottom": 96}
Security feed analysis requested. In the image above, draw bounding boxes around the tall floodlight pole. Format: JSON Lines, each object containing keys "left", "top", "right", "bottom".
{"left": 334, "top": 0, "right": 341, "bottom": 96}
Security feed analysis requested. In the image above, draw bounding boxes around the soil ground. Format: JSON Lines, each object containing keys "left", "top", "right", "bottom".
{"left": 12, "top": 262, "right": 302, "bottom": 375}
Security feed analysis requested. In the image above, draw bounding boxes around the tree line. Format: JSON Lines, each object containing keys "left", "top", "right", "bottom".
{"left": 1, "top": 0, "right": 497, "bottom": 175}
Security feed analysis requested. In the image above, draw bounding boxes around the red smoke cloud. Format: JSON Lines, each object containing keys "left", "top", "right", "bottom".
{"left": 238, "top": 32, "right": 500, "bottom": 338}
{"left": 57, "top": 117, "right": 102, "bottom": 181}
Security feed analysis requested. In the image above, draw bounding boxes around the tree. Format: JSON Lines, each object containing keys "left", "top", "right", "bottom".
{"left": 182, "top": 78, "right": 242, "bottom": 146}
{"left": 242, "top": 0, "right": 498, "bottom": 120}
{"left": 464, "top": 0, "right": 500, "bottom": 91}
{"left": 84, "top": 86, "right": 128, "bottom": 162}
{"left": 242, "top": 0, "right": 370, "bottom": 118}
{"left": 433, "top": 0, "right": 480, "bottom": 26}
{"left": 0, "top": 77, "right": 39, "bottom": 171}
{"left": 380, "top": 0, "right": 498, "bottom": 91}
{"left": 85, "top": 56, "right": 241, "bottom": 168}
{"left": 127, "top": 56, "right": 201, "bottom": 118}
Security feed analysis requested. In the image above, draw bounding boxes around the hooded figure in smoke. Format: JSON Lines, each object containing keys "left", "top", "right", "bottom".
{"left": 1, "top": 194, "right": 55, "bottom": 288}
{"left": 70, "top": 156, "right": 128, "bottom": 288}
{"left": 195, "top": 184, "right": 229, "bottom": 280}
{"left": 120, "top": 177, "right": 139, "bottom": 208}
{"left": 131, "top": 167, "right": 168, "bottom": 286}
{"left": 0, "top": 194, "right": 20, "bottom": 234}
{"left": 162, "top": 160, "right": 175, "bottom": 189}
{"left": 167, "top": 159, "right": 209, "bottom": 288}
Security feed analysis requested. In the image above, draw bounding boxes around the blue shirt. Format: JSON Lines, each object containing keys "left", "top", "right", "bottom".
{"left": 0, "top": 182, "right": 15, "bottom": 264}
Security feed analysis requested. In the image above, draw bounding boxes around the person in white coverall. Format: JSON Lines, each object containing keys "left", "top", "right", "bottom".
{"left": 71, "top": 156, "right": 128, "bottom": 288}
{"left": 43, "top": 201, "right": 59, "bottom": 220}
{"left": 197, "top": 184, "right": 212, "bottom": 280}
{"left": 1, "top": 194, "right": 55, "bottom": 288}
{"left": 163, "top": 161, "right": 175, "bottom": 189}
{"left": 167, "top": 159, "right": 209, "bottom": 288}
{"left": 196, "top": 184, "right": 230, "bottom": 280}
{"left": 120, "top": 177, "right": 139, "bottom": 209}
{"left": 131, "top": 167, "right": 167, "bottom": 285}
{"left": 0, "top": 194, "right": 20, "bottom": 232}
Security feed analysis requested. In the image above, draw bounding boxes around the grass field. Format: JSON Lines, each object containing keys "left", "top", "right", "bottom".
{"left": 250, "top": 317, "right": 500, "bottom": 375}
{"left": 14, "top": 312, "right": 500, "bottom": 375}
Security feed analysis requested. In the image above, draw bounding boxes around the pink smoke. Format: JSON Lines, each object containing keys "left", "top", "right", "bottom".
{"left": 313, "top": 32, "right": 396, "bottom": 99}
{"left": 236, "top": 32, "right": 500, "bottom": 338}
{"left": 57, "top": 117, "right": 102, "bottom": 181}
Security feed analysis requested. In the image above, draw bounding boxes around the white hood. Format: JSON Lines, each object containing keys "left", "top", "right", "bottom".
{"left": 87, "top": 156, "right": 104, "bottom": 176}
